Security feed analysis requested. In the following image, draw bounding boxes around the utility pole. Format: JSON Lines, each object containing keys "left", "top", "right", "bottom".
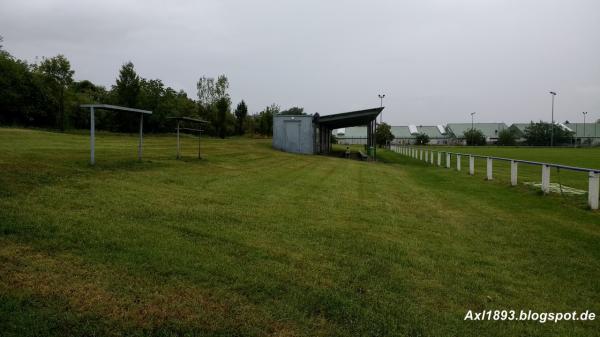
{"left": 470, "top": 112, "right": 476, "bottom": 145}
{"left": 549, "top": 91, "right": 557, "bottom": 147}
{"left": 378, "top": 94, "right": 385, "bottom": 123}
{"left": 583, "top": 111, "right": 588, "bottom": 146}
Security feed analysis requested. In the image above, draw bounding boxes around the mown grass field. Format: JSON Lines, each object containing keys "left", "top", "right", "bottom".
{"left": 1, "top": 128, "right": 599, "bottom": 337}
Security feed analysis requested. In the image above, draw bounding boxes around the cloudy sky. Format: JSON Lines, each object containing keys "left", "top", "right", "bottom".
{"left": 1, "top": 0, "right": 599, "bottom": 125}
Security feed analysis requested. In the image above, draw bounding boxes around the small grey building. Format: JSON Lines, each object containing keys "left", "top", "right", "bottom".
{"left": 273, "top": 114, "right": 316, "bottom": 154}
{"left": 273, "top": 107, "right": 383, "bottom": 156}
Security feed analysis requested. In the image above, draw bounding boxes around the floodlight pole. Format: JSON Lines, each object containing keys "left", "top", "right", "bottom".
{"left": 378, "top": 94, "right": 385, "bottom": 123}
{"left": 549, "top": 91, "right": 556, "bottom": 147}
{"left": 582, "top": 111, "right": 588, "bottom": 145}
{"left": 138, "top": 113, "right": 144, "bottom": 161}
{"left": 90, "top": 107, "right": 95, "bottom": 165}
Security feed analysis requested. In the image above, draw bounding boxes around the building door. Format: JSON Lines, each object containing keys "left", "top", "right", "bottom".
{"left": 285, "top": 121, "right": 301, "bottom": 153}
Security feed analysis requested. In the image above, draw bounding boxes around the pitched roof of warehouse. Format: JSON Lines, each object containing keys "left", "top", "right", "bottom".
{"left": 446, "top": 123, "right": 508, "bottom": 138}
{"left": 564, "top": 122, "right": 600, "bottom": 137}
{"left": 339, "top": 126, "right": 368, "bottom": 138}
{"left": 391, "top": 126, "right": 413, "bottom": 138}
{"left": 416, "top": 125, "right": 447, "bottom": 138}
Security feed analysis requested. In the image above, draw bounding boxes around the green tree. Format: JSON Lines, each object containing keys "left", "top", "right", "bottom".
{"left": 196, "top": 74, "right": 233, "bottom": 137}
{"left": 497, "top": 128, "right": 517, "bottom": 146}
{"left": 375, "top": 122, "right": 394, "bottom": 147}
{"left": 234, "top": 100, "right": 248, "bottom": 135}
{"left": 111, "top": 62, "right": 142, "bottom": 131}
{"left": 114, "top": 62, "right": 140, "bottom": 107}
{"left": 463, "top": 129, "right": 486, "bottom": 145}
{"left": 255, "top": 104, "right": 279, "bottom": 136}
{"left": 279, "top": 106, "right": 305, "bottom": 115}
{"left": 415, "top": 132, "right": 430, "bottom": 145}
{"left": 69, "top": 80, "right": 108, "bottom": 129}
{"left": 36, "top": 55, "right": 74, "bottom": 130}
{"left": 523, "top": 122, "right": 573, "bottom": 146}
{"left": 0, "top": 48, "right": 42, "bottom": 125}
{"left": 215, "top": 96, "right": 231, "bottom": 138}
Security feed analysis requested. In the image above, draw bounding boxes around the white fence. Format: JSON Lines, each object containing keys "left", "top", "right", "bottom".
{"left": 391, "top": 145, "right": 600, "bottom": 210}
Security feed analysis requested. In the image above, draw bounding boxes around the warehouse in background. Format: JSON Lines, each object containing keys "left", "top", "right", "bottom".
{"left": 273, "top": 107, "right": 383, "bottom": 156}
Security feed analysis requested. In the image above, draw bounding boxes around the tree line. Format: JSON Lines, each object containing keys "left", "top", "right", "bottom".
{"left": 0, "top": 38, "right": 304, "bottom": 137}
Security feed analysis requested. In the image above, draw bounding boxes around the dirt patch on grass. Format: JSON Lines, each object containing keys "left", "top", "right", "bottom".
{"left": 0, "top": 239, "right": 299, "bottom": 336}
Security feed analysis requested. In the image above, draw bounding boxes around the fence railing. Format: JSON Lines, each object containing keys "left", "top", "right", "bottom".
{"left": 391, "top": 145, "right": 600, "bottom": 210}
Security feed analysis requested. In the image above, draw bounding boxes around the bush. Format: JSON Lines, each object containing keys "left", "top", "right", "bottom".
{"left": 375, "top": 123, "right": 394, "bottom": 147}
{"left": 415, "top": 133, "right": 430, "bottom": 145}
{"left": 523, "top": 122, "right": 574, "bottom": 146}
{"left": 463, "top": 129, "right": 486, "bottom": 146}
{"left": 497, "top": 129, "right": 517, "bottom": 146}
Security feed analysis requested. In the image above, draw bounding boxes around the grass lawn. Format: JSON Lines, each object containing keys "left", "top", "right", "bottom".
{"left": 1, "top": 128, "right": 599, "bottom": 337}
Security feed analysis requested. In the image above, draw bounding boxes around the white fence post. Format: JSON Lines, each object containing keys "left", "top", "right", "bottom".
{"left": 510, "top": 160, "right": 518, "bottom": 186}
{"left": 486, "top": 157, "right": 493, "bottom": 180}
{"left": 469, "top": 155, "right": 474, "bottom": 175}
{"left": 446, "top": 153, "right": 451, "bottom": 168}
{"left": 437, "top": 152, "right": 441, "bottom": 166}
{"left": 541, "top": 164, "right": 551, "bottom": 194}
{"left": 424, "top": 150, "right": 428, "bottom": 162}
{"left": 420, "top": 149, "right": 423, "bottom": 161}
{"left": 589, "top": 171, "right": 599, "bottom": 210}
{"left": 456, "top": 154, "right": 461, "bottom": 171}
{"left": 430, "top": 151, "right": 434, "bottom": 164}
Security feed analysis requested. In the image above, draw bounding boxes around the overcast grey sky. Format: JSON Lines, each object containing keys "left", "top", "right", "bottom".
{"left": 1, "top": 0, "right": 599, "bottom": 125}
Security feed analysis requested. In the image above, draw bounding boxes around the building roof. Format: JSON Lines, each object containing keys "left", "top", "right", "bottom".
{"left": 339, "top": 125, "right": 449, "bottom": 139}
{"left": 416, "top": 125, "right": 446, "bottom": 138}
{"left": 446, "top": 123, "right": 508, "bottom": 138}
{"left": 391, "top": 126, "right": 413, "bottom": 138}
{"left": 338, "top": 126, "right": 367, "bottom": 138}
{"left": 564, "top": 122, "right": 600, "bottom": 138}
{"left": 316, "top": 107, "right": 383, "bottom": 129}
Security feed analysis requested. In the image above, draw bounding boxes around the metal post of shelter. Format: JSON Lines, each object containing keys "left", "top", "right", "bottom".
{"left": 138, "top": 113, "right": 144, "bottom": 161}
{"left": 80, "top": 104, "right": 152, "bottom": 165}
{"left": 176, "top": 121, "right": 181, "bottom": 159}
{"left": 90, "top": 107, "right": 95, "bottom": 165}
